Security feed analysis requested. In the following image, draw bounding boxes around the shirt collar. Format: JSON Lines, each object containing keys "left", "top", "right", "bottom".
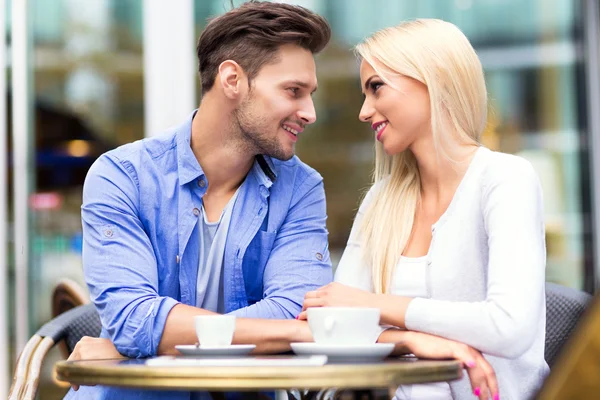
{"left": 176, "top": 110, "right": 278, "bottom": 188}
{"left": 176, "top": 110, "right": 204, "bottom": 186}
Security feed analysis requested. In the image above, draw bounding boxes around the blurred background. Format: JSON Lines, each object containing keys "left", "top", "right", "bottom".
{"left": 1, "top": 0, "right": 600, "bottom": 398}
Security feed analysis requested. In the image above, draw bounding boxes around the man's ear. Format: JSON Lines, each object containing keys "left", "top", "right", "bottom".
{"left": 217, "top": 60, "right": 247, "bottom": 99}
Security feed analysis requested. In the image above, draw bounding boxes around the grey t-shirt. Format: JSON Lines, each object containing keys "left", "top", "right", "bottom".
{"left": 195, "top": 187, "right": 240, "bottom": 312}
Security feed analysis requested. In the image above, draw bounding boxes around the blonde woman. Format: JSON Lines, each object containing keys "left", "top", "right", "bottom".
{"left": 300, "top": 19, "right": 548, "bottom": 400}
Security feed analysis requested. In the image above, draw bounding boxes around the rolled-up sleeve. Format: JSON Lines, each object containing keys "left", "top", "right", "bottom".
{"left": 230, "top": 173, "right": 333, "bottom": 319}
{"left": 82, "top": 154, "right": 179, "bottom": 358}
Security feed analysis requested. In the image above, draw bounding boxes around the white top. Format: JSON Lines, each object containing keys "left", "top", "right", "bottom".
{"left": 335, "top": 147, "right": 549, "bottom": 400}
{"left": 392, "top": 256, "right": 452, "bottom": 400}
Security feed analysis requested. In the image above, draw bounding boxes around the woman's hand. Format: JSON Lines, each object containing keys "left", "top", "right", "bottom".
{"left": 404, "top": 331, "right": 499, "bottom": 400}
{"left": 67, "top": 336, "right": 125, "bottom": 391}
{"left": 297, "top": 282, "right": 376, "bottom": 320}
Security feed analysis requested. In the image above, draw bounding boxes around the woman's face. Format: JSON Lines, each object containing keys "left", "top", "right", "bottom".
{"left": 359, "top": 60, "right": 431, "bottom": 155}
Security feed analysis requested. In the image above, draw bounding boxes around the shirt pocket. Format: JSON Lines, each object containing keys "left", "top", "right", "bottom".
{"left": 243, "top": 230, "right": 277, "bottom": 304}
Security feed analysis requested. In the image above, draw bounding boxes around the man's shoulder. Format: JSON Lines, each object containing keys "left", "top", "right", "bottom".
{"left": 87, "top": 128, "right": 181, "bottom": 190}
{"left": 106, "top": 128, "right": 179, "bottom": 164}
{"left": 271, "top": 155, "right": 323, "bottom": 188}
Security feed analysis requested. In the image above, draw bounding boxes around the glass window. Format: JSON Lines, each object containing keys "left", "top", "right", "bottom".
{"left": 12, "top": 1, "right": 592, "bottom": 397}
{"left": 23, "top": 1, "right": 144, "bottom": 398}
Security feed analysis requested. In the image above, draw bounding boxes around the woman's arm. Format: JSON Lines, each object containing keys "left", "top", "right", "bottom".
{"left": 378, "top": 329, "right": 499, "bottom": 400}
{"left": 302, "top": 159, "right": 545, "bottom": 359}
{"left": 393, "top": 159, "right": 546, "bottom": 358}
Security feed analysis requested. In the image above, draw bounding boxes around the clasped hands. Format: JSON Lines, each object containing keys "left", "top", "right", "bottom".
{"left": 299, "top": 282, "right": 500, "bottom": 400}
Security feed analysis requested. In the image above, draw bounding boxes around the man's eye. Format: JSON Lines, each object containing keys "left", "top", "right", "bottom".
{"left": 288, "top": 88, "right": 299, "bottom": 95}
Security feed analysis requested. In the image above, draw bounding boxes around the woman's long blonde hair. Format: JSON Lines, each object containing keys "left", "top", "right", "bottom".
{"left": 354, "top": 19, "right": 488, "bottom": 294}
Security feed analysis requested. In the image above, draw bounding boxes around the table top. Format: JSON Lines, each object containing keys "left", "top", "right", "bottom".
{"left": 55, "top": 356, "right": 463, "bottom": 391}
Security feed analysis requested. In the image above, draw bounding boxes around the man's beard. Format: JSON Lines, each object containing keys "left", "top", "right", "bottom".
{"left": 233, "top": 98, "right": 293, "bottom": 161}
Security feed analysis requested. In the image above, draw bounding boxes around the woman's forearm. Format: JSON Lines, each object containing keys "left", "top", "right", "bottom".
{"left": 372, "top": 294, "right": 413, "bottom": 329}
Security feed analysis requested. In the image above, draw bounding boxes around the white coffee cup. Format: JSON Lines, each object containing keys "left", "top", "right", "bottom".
{"left": 194, "top": 315, "right": 236, "bottom": 347}
{"left": 307, "top": 307, "right": 381, "bottom": 345}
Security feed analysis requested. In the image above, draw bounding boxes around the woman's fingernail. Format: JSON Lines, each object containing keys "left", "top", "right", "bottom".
{"left": 295, "top": 315, "right": 299, "bottom": 320}
{"left": 473, "top": 387, "right": 481, "bottom": 396}
{"left": 467, "top": 360, "right": 476, "bottom": 368}
{"left": 493, "top": 394, "right": 500, "bottom": 400}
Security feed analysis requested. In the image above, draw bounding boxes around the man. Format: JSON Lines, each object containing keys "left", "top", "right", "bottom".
{"left": 64, "top": 2, "right": 332, "bottom": 399}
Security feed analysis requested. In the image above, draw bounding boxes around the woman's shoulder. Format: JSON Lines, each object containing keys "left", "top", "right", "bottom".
{"left": 478, "top": 147, "right": 540, "bottom": 186}
{"left": 476, "top": 148, "right": 542, "bottom": 205}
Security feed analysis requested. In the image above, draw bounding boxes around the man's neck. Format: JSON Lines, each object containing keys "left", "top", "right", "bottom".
{"left": 190, "top": 99, "right": 256, "bottom": 196}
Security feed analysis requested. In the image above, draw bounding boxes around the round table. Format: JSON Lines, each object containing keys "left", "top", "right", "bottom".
{"left": 55, "top": 356, "right": 462, "bottom": 396}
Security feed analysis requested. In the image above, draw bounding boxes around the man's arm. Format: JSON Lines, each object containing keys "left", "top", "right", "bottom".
{"left": 82, "top": 153, "right": 181, "bottom": 358}
{"left": 157, "top": 304, "right": 312, "bottom": 355}
{"left": 157, "top": 172, "right": 331, "bottom": 355}
{"left": 230, "top": 173, "right": 333, "bottom": 319}
{"left": 85, "top": 156, "right": 325, "bottom": 357}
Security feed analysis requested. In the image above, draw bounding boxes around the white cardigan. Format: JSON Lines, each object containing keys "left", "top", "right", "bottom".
{"left": 335, "top": 147, "right": 549, "bottom": 400}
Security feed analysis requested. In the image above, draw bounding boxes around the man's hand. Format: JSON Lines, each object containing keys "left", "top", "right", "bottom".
{"left": 67, "top": 336, "right": 125, "bottom": 391}
{"left": 298, "top": 282, "right": 377, "bottom": 319}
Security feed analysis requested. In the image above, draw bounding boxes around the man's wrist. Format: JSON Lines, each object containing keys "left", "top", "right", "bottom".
{"left": 289, "top": 320, "right": 312, "bottom": 343}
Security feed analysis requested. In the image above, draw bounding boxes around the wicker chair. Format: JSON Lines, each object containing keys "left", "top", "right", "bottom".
{"left": 545, "top": 282, "right": 592, "bottom": 368}
{"left": 51, "top": 278, "right": 91, "bottom": 358}
{"left": 8, "top": 280, "right": 100, "bottom": 400}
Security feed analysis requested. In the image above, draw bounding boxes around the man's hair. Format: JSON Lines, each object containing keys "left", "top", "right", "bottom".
{"left": 197, "top": 1, "right": 331, "bottom": 94}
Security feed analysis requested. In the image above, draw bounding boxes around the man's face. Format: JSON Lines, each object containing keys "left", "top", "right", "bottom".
{"left": 234, "top": 44, "right": 318, "bottom": 161}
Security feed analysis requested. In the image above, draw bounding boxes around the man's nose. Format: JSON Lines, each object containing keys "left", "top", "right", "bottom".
{"left": 298, "top": 98, "right": 317, "bottom": 125}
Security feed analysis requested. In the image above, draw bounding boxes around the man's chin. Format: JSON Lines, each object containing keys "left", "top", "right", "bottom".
{"left": 264, "top": 146, "right": 295, "bottom": 161}
{"left": 269, "top": 152, "right": 294, "bottom": 161}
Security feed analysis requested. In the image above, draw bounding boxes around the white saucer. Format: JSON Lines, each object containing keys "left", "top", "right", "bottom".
{"left": 290, "top": 343, "right": 394, "bottom": 363}
{"left": 175, "top": 344, "right": 256, "bottom": 357}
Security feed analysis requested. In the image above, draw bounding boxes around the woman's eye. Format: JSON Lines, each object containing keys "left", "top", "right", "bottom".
{"left": 370, "top": 82, "right": 383, "bottom": 92}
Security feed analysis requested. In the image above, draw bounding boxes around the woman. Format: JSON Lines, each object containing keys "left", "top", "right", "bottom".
{"left": 300, "top": 19, "right": 548, "bottom": 400}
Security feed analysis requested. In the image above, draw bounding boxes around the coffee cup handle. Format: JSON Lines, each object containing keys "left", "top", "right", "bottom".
{"left": 324, "top": 317, "right": 336, "bottom": 334}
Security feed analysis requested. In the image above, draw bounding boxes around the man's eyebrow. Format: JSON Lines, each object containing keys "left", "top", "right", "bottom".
{"left": 283, "top": 80, "right": 318, "bottom": 94}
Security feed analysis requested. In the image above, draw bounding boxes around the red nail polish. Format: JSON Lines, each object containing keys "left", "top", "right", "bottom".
{"left": 474, "top": 387, "right": 481, "bottom": 396}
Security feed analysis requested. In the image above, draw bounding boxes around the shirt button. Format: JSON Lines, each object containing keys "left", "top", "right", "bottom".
{"left": 315, "top": 253, "right": 323, "bottom": 261}
{"left": 193, "top": 208, "right": 200, "bottom": 216}
{"left": 104, "top": 229, "right": 113, "bottom": 238}
{"left": 176, "top": 255, "right": 180, "bottom": 264}
{"left": 198, "top": 179, "right": 206, "bottom": 188}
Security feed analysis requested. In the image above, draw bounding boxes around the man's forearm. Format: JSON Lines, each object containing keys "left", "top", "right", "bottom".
{"left": 157, "top": 303, "right": 311, "bottom": 355}
{"left": 377, "top": 328, "right": 412, "bottom": 355}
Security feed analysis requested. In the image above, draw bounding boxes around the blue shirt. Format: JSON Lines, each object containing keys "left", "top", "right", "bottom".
{"left": 65, "top": 112, "right": 332, "bottom": 400}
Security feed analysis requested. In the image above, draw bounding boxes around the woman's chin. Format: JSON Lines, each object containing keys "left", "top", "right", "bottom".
{"left": 382, "top": 143, "right": 407, "bottom": 157}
